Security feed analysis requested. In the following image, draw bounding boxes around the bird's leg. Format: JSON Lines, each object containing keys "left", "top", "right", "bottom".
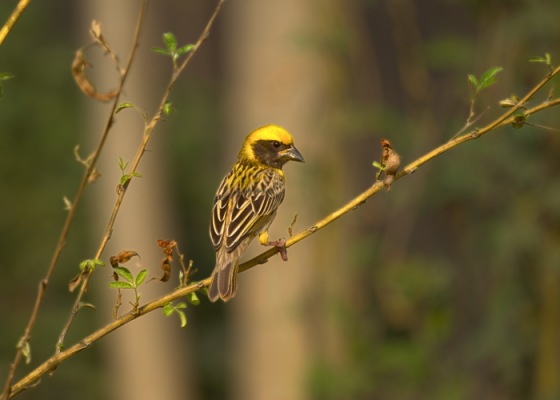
{"left": 267, "top": 238, "right": 288, "bottom": 262}
{"left": 259, "top": 232, "right": 288, "bottom": 261}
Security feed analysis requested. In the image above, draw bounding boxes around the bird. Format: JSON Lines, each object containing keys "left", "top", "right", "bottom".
{"left": 208, "top": 125, "right": 305, "bottom": 302}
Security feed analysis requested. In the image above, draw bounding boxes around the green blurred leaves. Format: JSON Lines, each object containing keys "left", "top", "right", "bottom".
{"left": 527, "top": 52, "right": 554, "bottom": 72}
{"left": 162, "top": 301, "right": 188, "bottom": 328}
{"left": 152, "top": 32, "right": 194, "bottom": 70}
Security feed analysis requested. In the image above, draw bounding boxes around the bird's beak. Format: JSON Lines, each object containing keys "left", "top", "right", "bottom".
{"left": 279, "top": 145, "right": 305, "bottom": 163}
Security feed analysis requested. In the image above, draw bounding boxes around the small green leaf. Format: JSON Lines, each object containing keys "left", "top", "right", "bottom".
{"left": 511, "top": 94, "right": 520, "bottom": 103}
{"left": 113, "top": 267, "right": 133, "bottom": 283}
{"left": 136, "top": 270, "right": 148, "bottom": 286}
{"left": 176, "top": 309, "right": 187, "bottom": 328}
{"left": 79, "top": 260, "right": 90, "bottom": 270}
{"left": 545, "top": 53, "right": 551, "bottom": 65}
{"left": 468, "top": 74, "right": 479, "bottom": 90}
{"left": 163, "top": 102, "right": 176, "bottom": 115}
{"left": 93, "top": 259, "right": 106, "bottom": 267}
{"left": 108, "top": 281, "right": 134, "bottom": 289}
{"left": 478, "top": 78, "right": 497, "bottom": 91}
{"left": 152, "top": 47, "right": 171, "bottom": 56}
{"left": 527, "top": 56, "right": 546, "bottom": 63}
{"left": 372, "top": 161, "right": 385, "bottom": 170}
{"left": 120, "top": 175, "right": 130, "bottom": 186}
{"left": 116, "top": 103, "right": 134, "bottom": 114}
{"left": 176, "top": 44, "right": 194, "bottom": 55}
{"left": 186, "top": 292, "right": 200, "bottom": 306}
{"left": 499, "top": 98, "right": 516, "bottom": 108}
{"left": 0, "top": 73, "right": 14, "bottom": 80}
{"left": 199, "top": 286, "right": 209, "bottom": 296}
{"left": 131, "top": 172, "right": 143, "bottom": 178}
{"left": 175, "top": 302, "right": 187, "bottom": 309}
{"left": 163, "top": 32, "right": 177, "bottom": 53}
{"left": 479, "top": 67, "right": 503, "bottom": 85}
{"left": 21, "top": 342, "right": 31, "bottom": 364}
{"left": 163, "top": 302, "right": 175, "bottom": 316}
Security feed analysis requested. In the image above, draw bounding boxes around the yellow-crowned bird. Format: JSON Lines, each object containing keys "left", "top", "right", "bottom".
{"left": 208, "top": 125, "right": 305, "bottom": 302}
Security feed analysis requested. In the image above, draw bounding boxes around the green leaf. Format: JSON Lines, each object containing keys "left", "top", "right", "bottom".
{"left": 136, "top": 270, "right": 148, "bottom": 286}
{"left": 186, "top": 292, "right": 200, "bottom": 306}
{"left": 21, "top": 342, "right": 31, "bottom": 364}
{"left": 152, "top": 47, "right": 171, "bottom": 56}
{"left": 546, "top": 53, "right": 551, "bottom": 65}
{"left": 176, "top": 44, "right": 194, "bottom": 55}
{"left": 113, "top": 267, "right": 133, "bottom": 283}
{"left": 163, "top": 302, "right": 175, "bottom": 316}
{"left": 120, "top": 175, "right": 130, "bottom": 186}
{"left": 79, "top": 260, "right": 90, "bottom": 270}
{"left": 175, "top": 302, "right": 187, "bottom": 309}
{"left": 116, "top": 103, "right": 134, "bottom": 114}
{"left": 0, "top": 73, "right": 14, "bottom": 80}
{"left": 527, "top": 56, "right": 546, "bottom": 63}
{"left": 468, "top": 74, "right": 478, "bottom": 90}
{"left": 176, "top": 309, "right": 187, "bottom": 328}
{"left": 478, "top": 78, "right": 497, "bottom": 91}
{"left": 163, "top": 32, "right": 177, "bottom": 53}
{"left": 108, "top": 281, "right": 134, "bottom": 289}
{"left": 479, "top": 67, "right": 503, "bottom": 85}
{"left": 131, "top": 172, "right": 143, "bottom": 178}
{"left": 199, "top": 286, "right": 209, "bottom": 296}
{"left": 163, "top": 102, "right": 176, "bottom": 115}
{"left": 372, "top": 161, "right": 385, "bottom": 170}
{"left": 499, "top": 98, "right": 516, "bottom": 108}
{"left": 93, "top": 259, "right": 106, "bottom": 267}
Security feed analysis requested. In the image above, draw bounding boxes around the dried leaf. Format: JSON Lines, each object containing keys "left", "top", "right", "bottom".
{"left": 380, "top": 140, "right": 401, "bottom": 192}
{"left": 88, "top": 167, "right": 101, "bottom": 183}
{"left": 110, "top": 250, "right": 140, "bottom": 268}
{"left": 71, "top": 50, "right": 118, "bottom": 101}
{"left": 69, "top": 271, "right": 85, "bottom": 292}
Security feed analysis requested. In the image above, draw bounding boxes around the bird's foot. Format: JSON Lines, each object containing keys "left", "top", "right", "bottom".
{"left": 267, "top": 238, "right": 288, "bottom": 261}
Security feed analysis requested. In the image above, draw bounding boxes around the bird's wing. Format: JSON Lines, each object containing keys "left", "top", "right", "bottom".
{"left": 211, "top": 166, "right": 285, "bottom": 252}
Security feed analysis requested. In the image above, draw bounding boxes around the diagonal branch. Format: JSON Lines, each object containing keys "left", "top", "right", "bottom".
{"left": 6, "top": 61, "right": 560, "bottom": 400}
{"left": 0, "top": 1, "right": 147, "bottom": 398}
{"left": 0, "top": 0, "right": 31, "bottom": 49}
{"left": 53, "top": 0, "right": 227, "bottom": 358}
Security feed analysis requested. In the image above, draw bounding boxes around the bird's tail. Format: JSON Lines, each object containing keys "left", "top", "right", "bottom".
{"left": 208, "top": 259, "right": 239, "bottom": 302}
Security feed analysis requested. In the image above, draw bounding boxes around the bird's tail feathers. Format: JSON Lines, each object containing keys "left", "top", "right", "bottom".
{"left": 208, "top": 260, "right": 239, "bottom": 302}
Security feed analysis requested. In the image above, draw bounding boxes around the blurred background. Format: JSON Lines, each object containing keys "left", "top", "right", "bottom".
{"left": 1, "top": 0, "right": 560, "bottom": 399}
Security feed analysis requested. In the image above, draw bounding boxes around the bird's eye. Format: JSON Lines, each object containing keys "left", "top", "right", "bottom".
{"left": 272, "top": 141, "right": 281, "bottom": 149}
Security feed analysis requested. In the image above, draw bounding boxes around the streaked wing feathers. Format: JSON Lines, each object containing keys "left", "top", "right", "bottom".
{"left": 210, "top": 164, "right": 285, "bottom": 252}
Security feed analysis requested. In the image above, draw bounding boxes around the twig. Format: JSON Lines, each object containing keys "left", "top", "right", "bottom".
{"left": 524, "top": 122, "right": 560, "bottom": 134}
{"left": 6, "top": 62, "right": 560, "bottom": 399}
{"left": 52, "top": 0, "right": 227, "bottom": 359}
{"left": 0, "top": 0, "right": 31, "bottom": 49}
{"left": 0, "top": 1, "right": 147, "bottom": 391}
{"left": 449, "top": 105, "right": 492, "bottom": 141}
{"left": 51, "top": 0, "right": 148, "bottom": 360}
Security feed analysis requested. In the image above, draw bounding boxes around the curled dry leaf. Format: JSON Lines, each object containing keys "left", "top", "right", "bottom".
{"left": 71, "top": 50, "right": 118, "bottom": 101}
{"left": 109, "top": 250, "right": 140, "bottom": 268}
{"left": 69, "top": 271, "right": 85, "bottom": 292}
{"left": 380, "top": 140, "right": 401, "bottom": 192}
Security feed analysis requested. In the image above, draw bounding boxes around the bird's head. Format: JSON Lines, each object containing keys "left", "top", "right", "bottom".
{"left": 238, "top": 125, "right": 305, "bottom": 169}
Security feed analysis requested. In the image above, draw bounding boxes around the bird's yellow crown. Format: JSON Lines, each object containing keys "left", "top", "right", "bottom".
{"left": 238, "top": 125, "right": 294, "bottom": 161}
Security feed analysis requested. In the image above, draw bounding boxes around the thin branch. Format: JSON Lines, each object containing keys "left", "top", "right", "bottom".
{"left": 53, "top": 0, "right": 227, "bottom": 357}
{"left": 52, "top": 0, "right": 148, "bottom": 358}
{"left": 6, "top": 61, "right": 560, "bottom": 400}
{"left": 0, "top": 0, "right": 31, "bottom": 49}
{"left": 524, "top": 122, "right": 560, "bottom": 134}
{"left": 449, "top": 105, "right": 492, "bottom": 141}
{"left": 0, "top": 1, "right": 147, "bottom": 398}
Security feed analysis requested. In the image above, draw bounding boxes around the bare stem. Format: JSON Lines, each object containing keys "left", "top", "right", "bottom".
{"left": 0, "top": 1, "right": 148, "bottom": 398}
{"left": 0, "top": 0, "right": 31, "bottom": 48}
{"left": 5, "top": 60, "right": 560, "bottom": 400}
{"left": 52, "top": 0, "right": 148, "bottom": 359}
{"left": 52, "top": 0, "right": 226, "bottom": 360}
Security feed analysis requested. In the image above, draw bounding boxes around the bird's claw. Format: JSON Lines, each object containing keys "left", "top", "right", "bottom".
{"left": 267, "top": 238, "right": 288, "bottom": 261}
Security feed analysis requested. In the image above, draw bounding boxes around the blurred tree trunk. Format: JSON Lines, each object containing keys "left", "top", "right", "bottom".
{"left": 222, "top": 0, "right": 337, "bottom": 399}
{"left": 78, "top": 1, "right": 194, "bottom": 399}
